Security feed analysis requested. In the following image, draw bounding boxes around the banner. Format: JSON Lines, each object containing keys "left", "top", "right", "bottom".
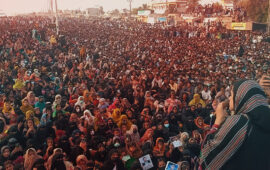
{"left": 158, "top": 17, "right": 166, "bottom": 22}
{"left": 227, "top": 22, "right": 253, "bottom": 31}
{"left": 231, "top": 22, "right": 246, "bottom": 30}
{"left": 138, "top": 10, "right": 151, "bottom": 16}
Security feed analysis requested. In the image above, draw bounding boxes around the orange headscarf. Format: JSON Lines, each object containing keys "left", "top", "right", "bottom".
{"left": 117, "top": 115, "right": 132, "bottom": 130}
{"left": 2, "top": 102, "right": 15, "bottom": 115}
{"left": 153, "top": 137, "right": 165, "bottom": 156}
{"left": 112, "top": 108, "right": 121, "bottom": 124}
{"left": 139, "top": 128, "right": 153, "bottom": 145}
{"left": 83, "top": 90, "right": 91, "bottom": 103}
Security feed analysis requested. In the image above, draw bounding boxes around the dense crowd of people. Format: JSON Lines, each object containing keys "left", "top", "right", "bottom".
{"left": 0, "top": 14, "right": 269, "bottom": 170}
{"left": 184, "top": 3, "right": 247, "bottom": 22}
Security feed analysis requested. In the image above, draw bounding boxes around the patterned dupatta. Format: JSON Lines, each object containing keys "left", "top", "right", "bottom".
{"left": 200, "top": 80, "right": 270, "bottom": 170}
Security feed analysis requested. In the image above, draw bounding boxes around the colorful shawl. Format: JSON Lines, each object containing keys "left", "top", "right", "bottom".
{"left": 200, "top": 80, "right": 270, "bottom": 169}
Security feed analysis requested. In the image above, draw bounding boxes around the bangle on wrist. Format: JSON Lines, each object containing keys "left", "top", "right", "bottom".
{"left": 213, "top": 124, "right": 220, "bottom": 129}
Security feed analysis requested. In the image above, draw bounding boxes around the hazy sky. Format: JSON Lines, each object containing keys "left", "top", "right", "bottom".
{"left": 0, "top": 0, "right": 220, "bottom": 15}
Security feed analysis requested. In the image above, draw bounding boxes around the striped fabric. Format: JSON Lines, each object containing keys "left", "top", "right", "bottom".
{"left": 200, "top": 115, "right": 249, "bottom": 170}
{"left": 234, "top": 80, "right": 268, "bottom": 114}
{"left": 200, "top": 80, "right": 268, "bottom": 169}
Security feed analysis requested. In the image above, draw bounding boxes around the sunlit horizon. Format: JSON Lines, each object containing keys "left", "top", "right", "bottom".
{"left": 0, "top": 0, "right": 220, "bottom": 16}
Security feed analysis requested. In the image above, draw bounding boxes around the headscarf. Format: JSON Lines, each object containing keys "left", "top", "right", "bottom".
{"left": 75, "top": 96, "right": 85, "bottom": 110}
{"left": 153, "top": 137, "right": 165, "bottom": 156}
{"left": 94, "top": 114, "right": 105, "bottom": 131}
{"left": 52, "top": 94, "right": 62, "bottom": 112}
{"left": 144, "top": 91, "right": 153, "bottom": 100}
{"left": 69, "top": 94, "right": 78, "bottom": 106}
{"left": 83, "top": 90, "right": 91, "bottom": 103}
{"left": 180, "top": 132, "right": 189, "bottom": 147}
{"left": 0, "top": 145, "right": 10, "bottom": 164}
{"left": 1, "top": 145, "right": 10, "bottom": 157}
{"left": 13, "top": 78, "right": 25, "bottom": 90}
{"left": 40, "top": 111, "right": 51, "bottom": 127}
{"left": 126, "top": 124, "right": 140, "bottom": 143}
{"left": 112, "top": 108, "right": 121, "bottom": 124}
{"left": 194, "top": 117, "right": 209, "bottom": 130}
{"left": 2, "top": 102, "right": 14, "bottom": 115}
{"left": 200, "top": 80, "right": 270, "bottom": 169}
{"left": 26, "top": 91, "right": 37, "bottom": 106}
{"left": 20, "top": 98, "right": 34, "bottom": 115}
{"left": 188, "top": 94, "right": 206, "bottom": 108}
{"left": 108, "top": 99, "right": 119, "bottom": 110}
{"left": 26, "top": 110, "right": 40, "bottom": 126}
{"left": 81, "top": 110, "right": 95, "bottom": 126}
{"left": 165, "top": 97, "right": 181, "bottom": 114}
{"left": 76, "top": 154, "right": 88, "bottom": 165}
{"left": 140, "top": 128, "right": 153, "bottom": 145}
{"left": 233, "top": 80, "right": 270, "bottom": 130}
{"left": 51, "top": 153, "right": 66, "bottom": 170}
{"left": 35, "top": 96, "right": 46, "bottom": 113}
{"left": 117, "top": 115, "right": 132, "bottom": 130}
{"left": 46, "top": 148, "right": 63, "bottom": 170}
{"left": 98, "top": 98, "right": 109, "bottom": 110}
{"left": 121, "top": 98, "right": 131, "bottom": 108}
{"left": 192, "top": 130, "right": 203, "bottom": 144}
{"left": 24, "top": 148, "right": 42, "bottom": 170}
{"left": 76, "top": 155, "right": 88, "bottom": 170}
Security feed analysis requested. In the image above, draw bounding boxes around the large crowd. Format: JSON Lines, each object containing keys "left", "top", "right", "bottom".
{"left": 0, "top": 14, "right": 269, "bottom": 170}
{"left": 186, "top": 3, "right": 246, "bottom": 22}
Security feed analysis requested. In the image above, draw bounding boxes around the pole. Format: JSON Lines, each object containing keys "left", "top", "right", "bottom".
{"left": 50, "top": 0, "right": 54, "bottom": 23}
{"left": 129, "top": 0, "right": 132, "bottom": 17}
{"left": 54, "top": 0, "right": 59, "bottom": 35}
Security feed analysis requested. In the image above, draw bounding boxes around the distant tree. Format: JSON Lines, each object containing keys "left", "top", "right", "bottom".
{"left": 242, "top": 0, "right": 268, "bottom": 22}
{"left": 132, "top": 4, "right": 151, "bottom": 15}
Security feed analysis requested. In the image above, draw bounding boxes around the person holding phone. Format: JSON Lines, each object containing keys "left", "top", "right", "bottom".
{"left": 200, "top": 80, "right": 270, "bottom": 170}
{"left": 259, "top": 74, "right": 270, "bottom": 103}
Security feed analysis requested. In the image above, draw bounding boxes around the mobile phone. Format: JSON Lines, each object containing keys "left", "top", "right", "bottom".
{"left": 215, "top": 95, "right": 226, "bottom": 104}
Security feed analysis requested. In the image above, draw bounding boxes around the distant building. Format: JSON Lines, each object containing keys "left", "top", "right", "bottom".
{"left": 220, "top": 0, "right": 234, "bottom": 9}
{"left": 0, "top": 10, "right": 6, "bottom": 17}
{"left": 151, "top": 0, "right": 188, "bottom": 14}
{"left": 137, "top": 10, "right": 152, "bottom": 22}
{"left": 86, "top": 8, "right": 101, "bottom": 16}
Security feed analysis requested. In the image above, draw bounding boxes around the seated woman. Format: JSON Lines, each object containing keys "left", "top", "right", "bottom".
{"left": 25, "top": 91, "right": 38, "bottom": 107}
{"left": 23, "top": 119, "right": 37, "bottom": 143}
{"left": 25, "top": 110, "right": 39, "bottom": 126}
{"left": 200, "top": 80, "right": 270, "bottom": 170}
{"left": 20, "top": 99, "right": 34, "bottom": 115}
{"left": 117, "top": 115, "right": 132, "bottom": 130}
{"left": 188, "top": 94, "right": 206, "bottom": 108}
{"left": 153, "top": 137, "right": 166, "bottom": 158}
{"left": 111, "top": 108, "right": 121, "bottom": 125}
{"left": 2, "top": 100, "right": 15, "bottom": 121}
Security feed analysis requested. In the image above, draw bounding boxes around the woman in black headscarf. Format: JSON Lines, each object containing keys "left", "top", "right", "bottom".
{"left": 101, "top": 149, "right": 125, "bottom": 170}
{"left": 50, "top": 153, "right": 66, "bottom": 170}
{"left": 200, "top": 80, "right": 270, "bottom": 170}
